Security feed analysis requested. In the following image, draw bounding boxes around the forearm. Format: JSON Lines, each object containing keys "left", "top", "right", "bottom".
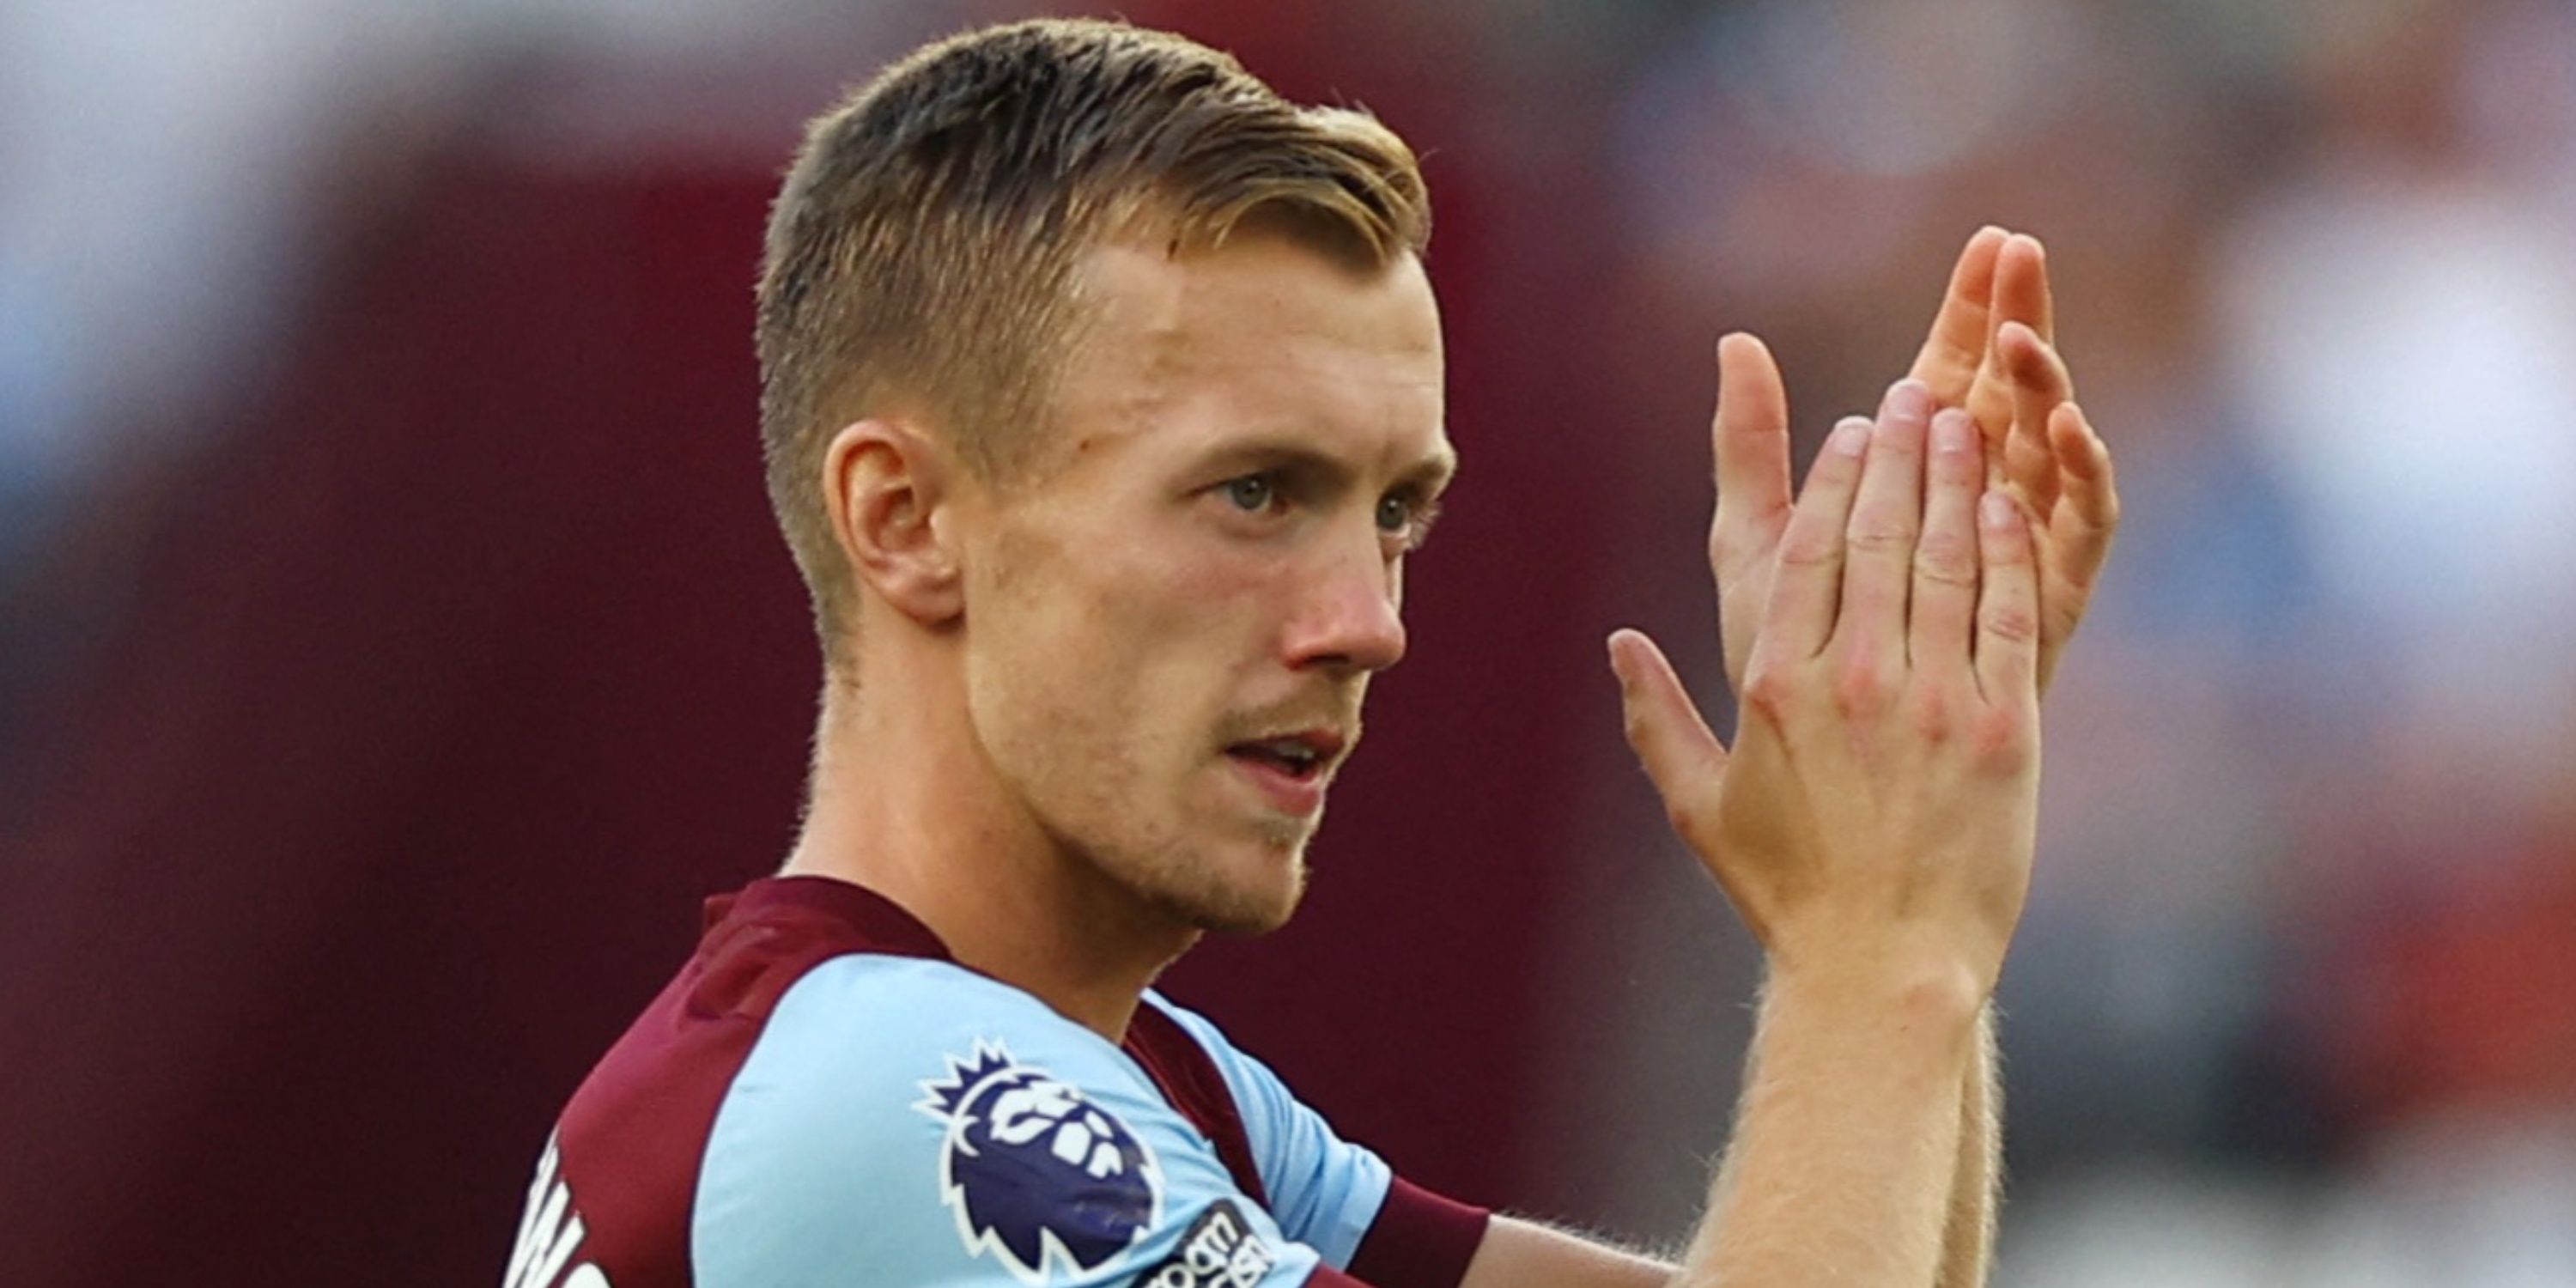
{"left": 1934, "top": 1006, "right": 2001, "bottom": 1288}
{"left": 1676, "top": 961, "right": 1983, "bottom": 1288}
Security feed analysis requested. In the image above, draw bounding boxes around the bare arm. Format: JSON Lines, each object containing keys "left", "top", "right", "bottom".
{"left": 1937, "top": 1009, "right": 2002, "bottom": 1288}
{"left": 1455, "top": 1006, "right": 2002, "bottom": 1288}
{"left": 1454, "top": 1013, "right": 1996, "bottom": 1288}
{"left": 1463, "top": 999, "right": 1978, "bottom": 1288}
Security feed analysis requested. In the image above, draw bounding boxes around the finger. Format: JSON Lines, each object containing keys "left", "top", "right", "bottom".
{"left": 1710, "top": 332, "right": 1793, "bottom": 580}
{"left": 1608, "top": 628, "right": 1730, "bottom": 808}
{"left": 2033, "top": 403, "right": 2118, "bottom": 695}
{"left": 1762, "top": 414, "right": 1873, "bottom": 664}
{"left": 1966, "top": 234, "right": 2053, "bottom": 450}
{"left": 1906, "top": 226, "right": 2009, "bottom": 404}
{"left": 1999, "top": 321, "right": 2072, "bottom": 513}
{"left": 1710, "top": 333, "right": 1794, "bottom": 692}
{"left": 1909, "top": 408, "right": 1983, "bottom": 673}
{"left": 1992, "top": 232, "right": 2055, "bottom": 343}
{"left": 2049, "top": 400, "right": 2117, "bottom": 562}
{"left": 1972, "top": 491, "right": 2041, "bottom": 705}
{"left": 1836, "top": 379, "right": 1934, "bottom": 665}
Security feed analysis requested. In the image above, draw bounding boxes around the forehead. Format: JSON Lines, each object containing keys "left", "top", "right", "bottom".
{"left": 1047, "top": 229, "right": 1448, "bottom": 471}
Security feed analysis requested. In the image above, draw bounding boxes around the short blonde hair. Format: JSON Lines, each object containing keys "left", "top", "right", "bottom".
{"left": 754, "top": 17, "right": 1432, "bottom": 665}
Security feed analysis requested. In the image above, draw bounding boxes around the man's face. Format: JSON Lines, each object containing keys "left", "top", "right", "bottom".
{"left": 956, "top": 228, "right": 1451, "bottom": 936}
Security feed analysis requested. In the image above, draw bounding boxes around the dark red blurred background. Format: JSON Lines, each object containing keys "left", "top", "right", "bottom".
{"left": 0, "top": 13, "right": 1644, "bottom": 1283}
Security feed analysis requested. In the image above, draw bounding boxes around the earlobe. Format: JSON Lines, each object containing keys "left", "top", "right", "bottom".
{"left": 822, "top": 418, "right": 966, "bottom": 626}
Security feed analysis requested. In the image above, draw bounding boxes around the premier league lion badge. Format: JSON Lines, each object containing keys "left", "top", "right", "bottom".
{"left": 918, "top": 1040, "right": 1164, "bottom": 1284}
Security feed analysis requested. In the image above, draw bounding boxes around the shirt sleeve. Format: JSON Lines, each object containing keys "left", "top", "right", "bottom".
{"left": 1145, "top": 995, "right": 1491, "bottom": 1288}
{"left": 691, "top": 956, "right": 1337, "bottom": 1288}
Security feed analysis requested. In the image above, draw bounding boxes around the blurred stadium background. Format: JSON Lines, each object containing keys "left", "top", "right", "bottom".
{"left": 5, "top": 0, "right": 2574, "bottom": 1284}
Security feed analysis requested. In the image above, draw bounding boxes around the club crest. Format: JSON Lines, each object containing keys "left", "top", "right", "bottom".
{"left": 917, "top": 1040, "right": 1163, "bottom": 1284}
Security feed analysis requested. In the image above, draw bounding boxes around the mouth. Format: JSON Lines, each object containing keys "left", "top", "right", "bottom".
{"left": 1222, "top": 728, "right": 1346, "bottom": 815}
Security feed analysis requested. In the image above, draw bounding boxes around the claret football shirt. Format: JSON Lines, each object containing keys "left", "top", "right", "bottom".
{"left": 503, "top": 877, "right": 1490, "bottom": 1288}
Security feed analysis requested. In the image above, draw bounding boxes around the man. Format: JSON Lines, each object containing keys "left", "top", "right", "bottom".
{"left": 503, "top": 18, "right": 2117, "bottom": 1288}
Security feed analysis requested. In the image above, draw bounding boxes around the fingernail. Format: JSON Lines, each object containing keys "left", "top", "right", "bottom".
{"left": 1830, "top": 418, "right": 1870, "bottom": 457}
{"left": 1886, "top": 379, "right": 1932, "bottom": 423}
{"left": 1981, "top": 491, "right": 2018, "bottom": 529}
{"left": 1934, "top": 408, "right": 1975, "bottom": 454}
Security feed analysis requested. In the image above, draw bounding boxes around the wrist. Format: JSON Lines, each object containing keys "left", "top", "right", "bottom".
{"left": 1762, "top": 948, "right": 1990, "bottom": 1039}
{"left": 1765, "top": 905, "right": 2009, "bottom": 1006}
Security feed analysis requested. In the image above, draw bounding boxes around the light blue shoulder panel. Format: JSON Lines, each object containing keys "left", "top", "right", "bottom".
{"left": 1143, "top": 993, "right": 1393, "bottom": 1271}
{"left": 696, "top": 956, "right": 1325, "bottom": 1288}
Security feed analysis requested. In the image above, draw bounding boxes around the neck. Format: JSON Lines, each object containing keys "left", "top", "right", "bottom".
{"left": 780, "top": 661, "right": 1195, "bottom": 1042}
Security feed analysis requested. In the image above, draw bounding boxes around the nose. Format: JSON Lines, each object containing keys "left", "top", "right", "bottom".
{"left": 1280, "top": 540, "right": 1407, "bottom": 676}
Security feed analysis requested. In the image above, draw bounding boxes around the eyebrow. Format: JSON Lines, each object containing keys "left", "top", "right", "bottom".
{"left": 1412, "top": 442, "right": 1461, "bottom": 494}
{"left": 1194, "top": 435, "right": 1457, "bottom": 495}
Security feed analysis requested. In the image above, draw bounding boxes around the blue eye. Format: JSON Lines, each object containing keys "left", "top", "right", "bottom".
{"left": 1224, "top": 474, "right": 1275, "bottom": 512}
{"left": 1376, "top": 493, "right": 1441, "bottom": 550}
{"left": 1376, "top": 495, "right": 1412, "bottom": 533}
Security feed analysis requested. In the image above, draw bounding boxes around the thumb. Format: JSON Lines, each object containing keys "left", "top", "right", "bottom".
{"left": 1607, "top": 628, "right": 1729, "bottom": 806}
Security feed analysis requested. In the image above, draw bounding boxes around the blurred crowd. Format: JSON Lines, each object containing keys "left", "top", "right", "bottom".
{"left": 1575, "top": 1, "right": 2576, "bottom": 1282}
{"left": 5, "top": 1, "right": 2573, "bottom": 1285}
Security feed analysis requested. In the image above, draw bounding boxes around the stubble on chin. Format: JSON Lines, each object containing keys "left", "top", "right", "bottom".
{"left": 1115, "top": 813, "right": 1315, "bottom": 938}
{"left": 1158, "top": 848, "right": 1309, "bottom": 937}
{"left": 1046, "top": 743, "right": 1322, "bottom": 939}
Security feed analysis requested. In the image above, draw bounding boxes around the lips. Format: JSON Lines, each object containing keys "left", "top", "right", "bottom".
{"left": 1223, "top": 728, "right": 1346, "bottom": 816}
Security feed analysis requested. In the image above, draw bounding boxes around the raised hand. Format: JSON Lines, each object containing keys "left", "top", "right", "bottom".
{"left": 1911, "top": 230, "right": 2117, "bottom": 692}
{"left": 1710, "top": 229, "right": 2118, "bottom": 698}
{"left": 1613, "top": 381, "right": 2042, "bottom": 989}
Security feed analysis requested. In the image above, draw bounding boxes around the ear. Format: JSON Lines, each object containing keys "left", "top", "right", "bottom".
{"left": 821, "top": 418, "right": 966, "bottom": 626}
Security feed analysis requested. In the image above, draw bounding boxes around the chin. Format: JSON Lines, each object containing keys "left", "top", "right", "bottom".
{"left": 1178, "top": 887, "right": 1303, "bottom": 938}
{"left": 1154, "top": 837, "right": 1310, "bottom": 937}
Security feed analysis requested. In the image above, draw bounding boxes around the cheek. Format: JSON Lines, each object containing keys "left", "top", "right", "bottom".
{"left": 973, "top": 536, "right": 1271, "bottom": 761}
{"left": 1039, "top": 512, "right": 1288, "bottom": 656}
{"left": 1099, "top": 547, "right": 1283, "bottom": 727}
{"left": 975, "top": 500, "right": 1300, "bottom": 692}
{"left": 1141, "top": 538, "right": 1296, "bottom": 683}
